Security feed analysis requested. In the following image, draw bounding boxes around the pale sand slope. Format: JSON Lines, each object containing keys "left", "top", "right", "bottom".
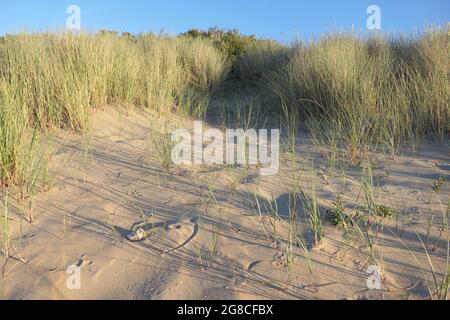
{"left": 0, "top": 107, "right": 449, "bottom": 300}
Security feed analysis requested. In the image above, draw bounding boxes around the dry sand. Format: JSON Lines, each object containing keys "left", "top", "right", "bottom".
{"left": 0, "top": 107, "right": 448, "bottom": 300}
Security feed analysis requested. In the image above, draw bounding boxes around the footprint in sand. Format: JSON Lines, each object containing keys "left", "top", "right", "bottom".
{"left": 126, "top": 219, "right": 198, "bottom": 255}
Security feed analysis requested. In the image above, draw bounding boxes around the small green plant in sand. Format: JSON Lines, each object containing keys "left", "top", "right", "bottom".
{"left": 361, "top": 160, "right": 396, "bottom": 219}
{"left": 0, "top": 32, "right": 228, "bottom": 185}
{"left": 268, "top": 27, "right": 449, "bottom": 156}
{"left": 279, "top": 101, "right": 299, "bottom": 157}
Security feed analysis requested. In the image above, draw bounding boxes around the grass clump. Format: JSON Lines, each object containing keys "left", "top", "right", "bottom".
{"left": 148, "top": 122, "right": 175, "bottom": 170}
{"left": 265, "top": 27, "right": 449, "bottom": 157}
{"left": 328, "top": 195, "right": 351, "bottom": 227}
{"left": 432, "top": 175, "right": 447, "bottom": 192}
{"left": 374, "top": 205, "right": 397, "bottom": 218}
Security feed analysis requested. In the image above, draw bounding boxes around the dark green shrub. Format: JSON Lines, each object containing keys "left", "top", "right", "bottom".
{"left": 180, "top": 27, "right": 279, "bottom": 66}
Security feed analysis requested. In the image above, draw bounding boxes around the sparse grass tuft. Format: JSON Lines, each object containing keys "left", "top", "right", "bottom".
{"left": 148, "top": 121, "right": 175, "bottom": 169}
{"left": 1, "top": 192, "right": 10, "bottom": 258}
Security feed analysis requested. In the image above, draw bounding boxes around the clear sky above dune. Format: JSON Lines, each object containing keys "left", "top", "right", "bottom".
{"left": 1, "top": 0, "right": 449, "bottom": 41}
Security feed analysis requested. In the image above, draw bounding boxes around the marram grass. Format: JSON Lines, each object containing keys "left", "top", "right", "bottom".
{"left": 264, "top": 27, "right": 449, "bottom": 157}
{"left": 0, "top": 31, "right": 228, "bottom": 187}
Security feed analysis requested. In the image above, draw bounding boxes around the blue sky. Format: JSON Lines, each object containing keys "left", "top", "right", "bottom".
{"left": 1, "top": 1, "right": 449, "bottom": 41}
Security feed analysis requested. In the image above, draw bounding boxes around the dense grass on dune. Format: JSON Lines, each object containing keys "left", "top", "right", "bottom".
{"left": 0, "top": 32, "right": 228, "bottom": 130}
{"left": 247, "top": 28, "right": 449, "bottom": 156}
{"left": 0, "top": 32, "right": 228, "bottom": 186}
